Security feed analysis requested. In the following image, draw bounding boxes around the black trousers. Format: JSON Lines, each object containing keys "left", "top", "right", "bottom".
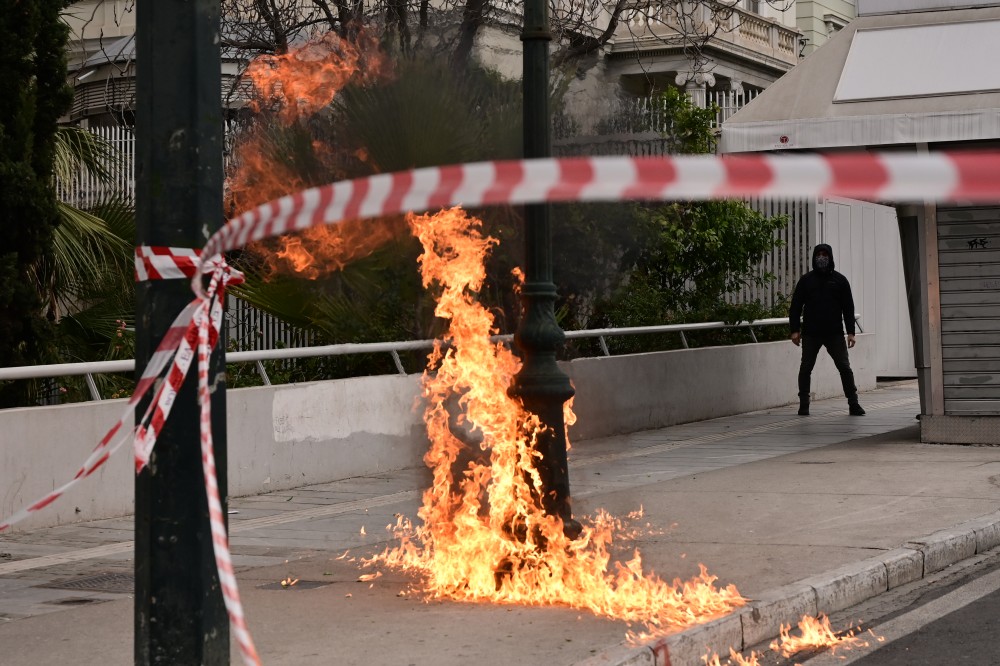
{"left": 798, "top": 333, "right": 858, "bottom": 403}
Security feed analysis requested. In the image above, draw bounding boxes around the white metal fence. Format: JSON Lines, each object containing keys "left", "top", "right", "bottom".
{"left": 53, "top": 124, "right": 310, "bottom": 354}
{"left": 555, "top": 88, "right": 760, "bottom": 139}
{"left": 551, "top": 87, "right": 807, "bottom": 311}
{"left": 54, "top": 124, "right": 136, "bottom": 207}
{"left": 0, "top": 317, "right": 811, "bottom": 400}
{"left": 707, "top": 88, "right": 760, "bottom": 126}
{"left": 55, "top": 119, "right": 805, "bottom": 345}
{"left": 225, "top": 294, "right": 315, "bottom": 354}
{"left": 732, "top": 197, "right": 816, "bottom": 309}
{"left": 65, "top": 90, "right": 760, "bottom": 204}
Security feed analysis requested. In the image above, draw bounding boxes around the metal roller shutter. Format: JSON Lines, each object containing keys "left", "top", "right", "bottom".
{"left": 937, "top": 206, "right": 1000, "bottom": 415}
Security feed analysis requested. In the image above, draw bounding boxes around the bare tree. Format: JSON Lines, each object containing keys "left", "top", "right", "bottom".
{"left": 69, "top": 0, "right": 793, "bottom": 76}
{"left": 64, "top": 0, "right": 793, "bottom": 130}
{"left": 212, "top": 0, "right": 791, "bottom": 78}
{"left": 221, "top": 0, "right": 326, "bottom": 53}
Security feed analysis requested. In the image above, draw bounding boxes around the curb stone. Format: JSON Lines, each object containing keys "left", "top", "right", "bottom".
{"left": 799, "top": 559, "right": 887, "bottom": 615}
{"left": 741, "top": 582, "right": 817, "bottom": 648}
{"left": 655, "top": 611, "right": 746, "bottom": 666}
{"left": 970, "top": 514, "right": 1000, "bottom": 552}
{"left": 574, "top": 511, "right": 1000, "bottom": 666}
{"left": 905, "top": 529, "right": 976, "bottom": 574}
{"left": 880, "top": 547, "right": 923, "bottom": 589}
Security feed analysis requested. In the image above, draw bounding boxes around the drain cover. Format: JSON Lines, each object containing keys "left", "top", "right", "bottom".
{"left": 40, "top": 572, "right": 134, "bottom": 594}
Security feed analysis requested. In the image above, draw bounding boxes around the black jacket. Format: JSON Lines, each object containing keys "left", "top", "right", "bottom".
{"left": 789, "top": 244, "right": 856, "bottom": 336}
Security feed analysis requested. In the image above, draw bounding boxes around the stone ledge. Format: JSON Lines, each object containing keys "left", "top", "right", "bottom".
{"left": 905, "top": 529, "right": 976, "bottom": 574}
{"left": 741, "top": 582, "right": 817, "bottom": 649}
{"left": 657, "top": 610, "right": 747, "bottom": 666}
{"left": 881, "top": 547, "right": 923, "bottom": 589}
{"left": 800, "top": 559, "right": 888, "bottom": 615}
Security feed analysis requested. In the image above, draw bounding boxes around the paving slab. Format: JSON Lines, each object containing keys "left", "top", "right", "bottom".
{"left": 5, "top": 381, "right": 997, "bottom": 665}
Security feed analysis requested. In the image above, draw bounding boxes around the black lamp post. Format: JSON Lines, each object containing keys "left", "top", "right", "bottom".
{"left": 510, "top": 0, "right": 581, "bottom": 538}
{"left": 134, "top": 1, "right": 230, "bottom": 662}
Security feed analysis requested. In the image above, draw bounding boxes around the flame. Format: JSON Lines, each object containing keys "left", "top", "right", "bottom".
{"left": 229, "top": 32, "right": 397, "bottom": 281}
{"left": 280, "top": 577, "right": 299, "bottom": 587}
{"left": 702, "top": 649, "right": 762, "bottom": 666}
{"left": 276, "top": 236, "right": 317, "bottom": 277}
{"left": 228, "top": 30, "right": 744, "bottom": 635}
{"left": 244, "top": 32, "right": 383, "bottom": 123}
{"left": 229, "top": 34, "right": 371, "bottom": 215}
{"left": 359, "top": 207, "right": 744, "bottom": 635}
{"left": 770, "top": 614, "right": 876, "bottom": 657}
{"left": 260, "top": 218, "right": 408, "bottom": 280}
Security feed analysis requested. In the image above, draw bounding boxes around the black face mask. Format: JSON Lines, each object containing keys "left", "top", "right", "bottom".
{"left": 815, "top": 255, "right": 830, "bottom": 270}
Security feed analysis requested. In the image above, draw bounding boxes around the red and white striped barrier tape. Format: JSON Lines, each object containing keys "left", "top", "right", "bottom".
{"left": 198, "top": 151, "right": 1000, "bottom": 269}
{"left": 131, "top": 249, "right": 260, "bottom": 664}
{"left": 0, "top": 296, "right": 199, "bottom": 532}
{"left": 135, "top": 245, "right": 201, "bottom": 281}
{"left": 194, "top": 263, "right": 260, "bottom": 665}
{"left": 1, "top": 247, "right": 257, "bottom": 664}
{"left": 135, "top": 246, "right": 247, "bottom": 284}
{"left": 4, "top": 150, "right": 1000, "bottom": 665}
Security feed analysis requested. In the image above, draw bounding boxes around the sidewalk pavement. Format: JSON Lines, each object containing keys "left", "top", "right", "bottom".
{"left": 2, "top": 380, "right": 999, "bottom": 665}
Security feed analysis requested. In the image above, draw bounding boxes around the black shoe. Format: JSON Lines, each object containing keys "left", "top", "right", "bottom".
{"left": 798, "top": 403, "right": 809, "bottom": 416}
{"left": 849, "top": 403, "right": 866, "bottom": 416}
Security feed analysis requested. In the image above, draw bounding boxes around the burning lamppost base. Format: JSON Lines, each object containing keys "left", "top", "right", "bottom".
{"left": 514, "top": 0, "right": 580, "bottom": 540}
{"left": 509, "top": 283, "right": 583, "bottom": 541}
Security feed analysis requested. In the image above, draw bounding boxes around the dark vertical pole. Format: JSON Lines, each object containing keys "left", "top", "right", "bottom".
{"left": 896, "top": 210, "right": 928, "bottom": 418}
{"left": 511, "top": 0, "right": 581, "bottom": 538}
{"left": 134, "top": 1, "right": 229, "bottom": 663}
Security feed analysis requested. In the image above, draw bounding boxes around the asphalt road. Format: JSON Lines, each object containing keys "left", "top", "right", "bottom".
{"left": 850, "top": 585, "right": 1000, "bottom": 665}
{"left": 797, "top": 553, "right": 1000, "bottom": 666}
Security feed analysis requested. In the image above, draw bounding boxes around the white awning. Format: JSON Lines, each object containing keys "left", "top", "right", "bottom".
{"left": 835, "top": 21, "right": 1000, "bottom": 101}
{"left": 720, "top": 6, "right": 1000, "bottom": 153}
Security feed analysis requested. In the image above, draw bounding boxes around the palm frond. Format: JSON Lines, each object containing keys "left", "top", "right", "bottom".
{"left": 57, "top": 302, "right": 133, "bottom": 354}
{"left": 87, "top": 196, "right": 137, "bottom": 260}
{"left": 231, "top": 277, "right": 319, "bottom": 331}
{"left": 49, "top": 200, "right": 131, "bottom": 300}
{"left": 52, "top": 125, "right": 121, "bottom": 186}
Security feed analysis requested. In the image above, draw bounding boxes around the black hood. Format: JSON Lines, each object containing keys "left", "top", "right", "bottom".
{"left": 812, "top": 243, "right": 835, "bottom": 272}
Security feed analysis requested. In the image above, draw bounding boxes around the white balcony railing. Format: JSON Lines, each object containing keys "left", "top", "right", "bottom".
{"left": 617, "top": 1, "right": 800, "bottom": 67}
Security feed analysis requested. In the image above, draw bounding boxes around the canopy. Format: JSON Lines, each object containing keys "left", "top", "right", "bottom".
{"left": 719, "top": 6, "right": 1000, "bottom": 153}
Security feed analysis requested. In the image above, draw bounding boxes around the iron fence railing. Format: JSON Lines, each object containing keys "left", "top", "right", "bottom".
{"left": 0, "top": 316, "right": 861, "bottom": 403}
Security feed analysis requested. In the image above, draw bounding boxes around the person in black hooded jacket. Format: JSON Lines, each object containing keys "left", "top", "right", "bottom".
{"left": 789, "top": 244, "right": 865, "bottom": 416}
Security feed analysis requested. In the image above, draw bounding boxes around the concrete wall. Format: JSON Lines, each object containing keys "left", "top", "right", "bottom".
{"left": 1, "top": 334, "right": 874, "bottom": 531}
{"left": 1, "top": 375, "right": 428, "bottom": 532}
{"left": 227, "top": 375, "right": 429, "bottom": 496}
{"left": 567, "top": 334, "right": 876, "bottom": 440}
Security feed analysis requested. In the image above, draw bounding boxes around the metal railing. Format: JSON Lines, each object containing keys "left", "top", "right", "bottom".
{"left": 0, "top": 316, "right": 861, "bottom": 402}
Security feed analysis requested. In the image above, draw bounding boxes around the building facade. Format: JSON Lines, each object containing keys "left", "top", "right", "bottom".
{"left": 721, "top": 0, "right": 1000, "bottom": 442}
{"left": 796, "top": 0, "right": 855, "bottom": 55}
{"left": 608, "top": 0, "right": 803, "bottom": 102}
{"left": 63, "top": 1, "right": 251, "bottom": 126}
{"left": 63, "top": 0, "right": 836, "bottom": 132}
